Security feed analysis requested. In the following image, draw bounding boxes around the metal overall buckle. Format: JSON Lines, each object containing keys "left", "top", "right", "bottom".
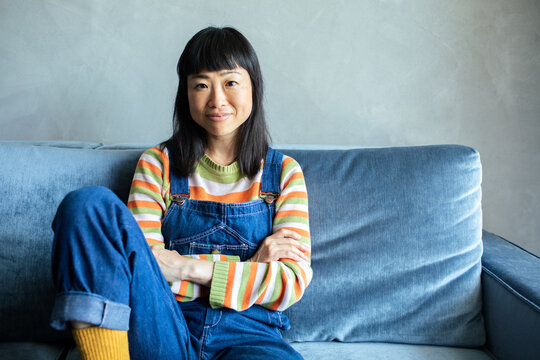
{"left": 260, "top": 192, "right": 278, "bottom": 204}
{"left": 171, "top": 194, "right": 190, "bottom": 205}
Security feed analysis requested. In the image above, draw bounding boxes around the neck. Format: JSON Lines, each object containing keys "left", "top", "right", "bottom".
{"left": 205, "top": 136, "right": 238, "bottom": 166}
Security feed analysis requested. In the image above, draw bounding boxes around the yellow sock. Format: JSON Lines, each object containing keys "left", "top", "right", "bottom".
{"left": 72, "top": 326, "right": 130, "bottom": 360}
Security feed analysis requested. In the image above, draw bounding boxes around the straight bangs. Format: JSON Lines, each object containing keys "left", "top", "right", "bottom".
{"left": 179, "top": 28, "right": 254, "bottom": 77}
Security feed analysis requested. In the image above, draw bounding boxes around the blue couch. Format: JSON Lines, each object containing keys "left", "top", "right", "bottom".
{"left": 0, "top": 142, "right": 538, "bottom": 360}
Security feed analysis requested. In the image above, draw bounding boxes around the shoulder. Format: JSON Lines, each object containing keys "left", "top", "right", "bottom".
{"left": 276, "top": 154, "right": 306, "bottom": 188}
{"left": 138, "top": 145, "right": 170, "bottom": 166}
{"left": 266, "top": 149, "right": 302, "bottom": 172}
{"left": 281, "top": 154, "right": 301, "bottom": 170}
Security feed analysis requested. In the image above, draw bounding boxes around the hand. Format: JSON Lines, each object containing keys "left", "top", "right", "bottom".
{"left": 249, "top": 229, "right": 311, "bottom": 263}
{"left": 151, "top": 246, "right": 214, "bottom": 286}
{"left": 151, "top": 246, "right": 183, "bottom": 282}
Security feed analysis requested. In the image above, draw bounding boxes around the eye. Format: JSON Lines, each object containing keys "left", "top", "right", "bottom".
{"left": 226, "top": 81, "right": 238, "bottom": 87}
{"left": 194, "top": 83, "right": 208, "bottom": 90}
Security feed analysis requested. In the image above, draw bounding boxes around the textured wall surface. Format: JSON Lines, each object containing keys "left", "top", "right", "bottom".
{"left": 1, "top": 0, "right": 539, "bottom": 255}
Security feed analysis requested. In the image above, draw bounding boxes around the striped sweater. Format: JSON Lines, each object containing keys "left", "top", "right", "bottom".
{"left": 128, "top": 146, "right": 312, "bottom": 312}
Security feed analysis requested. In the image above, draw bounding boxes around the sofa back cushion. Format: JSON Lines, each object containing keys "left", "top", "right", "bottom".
{"left": 0, "top": 142, "right": 143, "bottom": 342}
{"left": 280, "top": 145, "right": 484, "bottom": 347}
{"left": 0, "top": 143, "right": 484, "bottom": 347}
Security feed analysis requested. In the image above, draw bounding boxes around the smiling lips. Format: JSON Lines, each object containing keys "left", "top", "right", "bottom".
{"left": 206, "top": 113, "right": 232, "bottom": 122}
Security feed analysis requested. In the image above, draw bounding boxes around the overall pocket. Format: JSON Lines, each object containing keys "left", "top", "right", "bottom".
{"left": 168, "top": 223, "right": 258, "bottom": 260}
{"left": 163, "top": 199, "right": 275, "bottom": 261}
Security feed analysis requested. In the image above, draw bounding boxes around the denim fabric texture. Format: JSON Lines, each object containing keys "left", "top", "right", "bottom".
{"left": 163, "top": 147, "right": 282, "bottom": 262}
{"left": 0, "top": 143, "right": 485, "bottom": 349}
{"left": 50, "top": 187, "right": 198, "bottom": 359}
{"left": 163, "top": 170, "right": 275, "bottom": 262}
{"left": 48, "top": 148, "right": 302, "bottom": 359}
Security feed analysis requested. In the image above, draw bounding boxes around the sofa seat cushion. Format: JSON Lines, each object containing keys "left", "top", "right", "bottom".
{"left": 291, "top": 342, "right": 492, "bottom": 360}
{"left": 0, "top": 341, "right": 493, "bottom": 360}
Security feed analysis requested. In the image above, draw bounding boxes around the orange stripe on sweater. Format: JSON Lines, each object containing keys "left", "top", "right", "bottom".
{"left": 280, "top": 226, "right": 310, "bottom": 239}
{"left": 283, "top": 171, "right": 305, "bottom": 189}
{"left": 137, "top": 159, "right": 163, "bottom": 179}
{"left": 281, "top": 156, "right": 294, "bottom": 169}
{"left": 148, "top": 146, "right": 171, "bottom": 193}
{"left": 189, "top": 182, "right": 260, "bottom": 203}
{"left": 297, "top": 262, "right": 308, "bottom": 285}
{"left": 241, "top": 263, "right": 258, "bottom": 310}
{"left": 223, "top": 263, "right": 236, "bottom": 308}
{"left": 255, "top": 265, "right": 271, "bottom": 304}
{"left": 138, "top": 220, "right": 161, "bottom": 228}
{"left": 280, "top": 260, "right": 310, "bottom": 286}
{"left": 292, "top": 263, "right": 305, "bottom": 300}
{"left": 146, "top": 238, "right": 164, "bottom": 245}
{"left": 274, "top": 210, "right": 308, "bottom": 219}
{"left": 157, "top": 147, "right": 170, "bottom": 193}
{"left": 179, "top": 279, "right": 189, "bottom": 296}
{"left": 280, "top": 191, "right": 308, "bottom": 200}
{"left": 127, "top": 200, "right": 162, "bottom": 210}
{"left": 131, "top": 179, "right": 161, "bottom": 195}
{"left": 269, "top": 270, "right": 288, "bottom": 311}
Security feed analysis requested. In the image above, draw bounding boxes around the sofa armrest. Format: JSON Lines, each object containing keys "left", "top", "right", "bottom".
{"left": 481, "top": 230, "right": 540, "bottom": 360}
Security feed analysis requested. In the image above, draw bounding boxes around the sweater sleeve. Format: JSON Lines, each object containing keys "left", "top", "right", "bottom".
{"left": 128, "top": 146, "right": 210, "bottom": 302}
{"left": 128, "top": 147, "right": 170, "bottom": 247}
{"left": 209, "top": 156, "right": 313, "bottom": 311}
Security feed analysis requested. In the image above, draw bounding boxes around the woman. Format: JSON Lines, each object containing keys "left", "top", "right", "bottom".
{"left": 50, "top": 27, "right": 312, "bottom": 359}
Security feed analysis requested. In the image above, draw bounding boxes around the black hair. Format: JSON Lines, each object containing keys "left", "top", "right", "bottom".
{"left": 162, "top": 27, "right": 269, "bottom": 178}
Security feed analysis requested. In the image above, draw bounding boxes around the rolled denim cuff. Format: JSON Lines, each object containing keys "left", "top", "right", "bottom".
{"left": 50, "top": 292, "right": 131, "bottom": 331}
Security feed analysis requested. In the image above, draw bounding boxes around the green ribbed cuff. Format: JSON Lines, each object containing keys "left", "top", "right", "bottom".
{"left": 209, "top": 261, "right": 230, "bottom": 308}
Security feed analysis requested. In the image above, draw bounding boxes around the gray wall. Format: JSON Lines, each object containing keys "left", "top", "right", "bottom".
{"left": 1, "top": 0, "right": 539, "bottom": 256}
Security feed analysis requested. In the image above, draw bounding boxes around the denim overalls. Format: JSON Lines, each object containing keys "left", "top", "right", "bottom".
{"left": 163, "top": 147, "right": 282, "bottom": 260}
{"left": 49, "top": 148, "right": 302, "bottom": 360}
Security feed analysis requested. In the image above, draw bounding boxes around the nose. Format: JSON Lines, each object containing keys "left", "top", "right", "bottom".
{"left": 208, "top": 86, "right": 227, "bottom": 108}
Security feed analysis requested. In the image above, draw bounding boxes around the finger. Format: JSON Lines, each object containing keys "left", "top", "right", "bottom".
{"left": 276, "top": 238, "right": 311, "bottom": 253}
{"left": 274, "top": 228, "right": 302, "bottom": 240}
{"left": 278, "top": 249, "right": 308, "bottom": 262}
{"left": 271, "top": 244, "right": 309, "bottom": 262}
{"left": 296, "top": 241, "right": 311, "bottom": 252}
{"left": 293, "top": 246, "right": 310, "bottom": 261}
{"left": 266, "top": 240, "right": 310, "bottom": 259}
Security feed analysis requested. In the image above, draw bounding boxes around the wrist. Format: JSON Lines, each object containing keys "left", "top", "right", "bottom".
{"left": 180, "top": 257, "right": 214, "bottom": 287}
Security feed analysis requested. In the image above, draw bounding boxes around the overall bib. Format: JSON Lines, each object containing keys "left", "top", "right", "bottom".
{"left": 49, "top": 148, "right": 302, "bottom": 360}
{"left": 162, "top": 147, "right": 294, "bottom": 358}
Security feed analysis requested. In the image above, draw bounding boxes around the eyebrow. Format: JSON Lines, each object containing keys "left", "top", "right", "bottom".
{"left": 189, "top": 70, "right": 241, "bottom": 80}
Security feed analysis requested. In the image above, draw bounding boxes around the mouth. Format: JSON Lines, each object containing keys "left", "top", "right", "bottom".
{"left": 206, "top": 113, "right": 232, "bottom": 122}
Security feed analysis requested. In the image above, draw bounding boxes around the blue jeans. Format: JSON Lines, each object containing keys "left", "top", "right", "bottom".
{"left": 49, "top": 186, "right": 302, "bottom": 359}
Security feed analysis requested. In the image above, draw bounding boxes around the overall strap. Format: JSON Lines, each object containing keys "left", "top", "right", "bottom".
{"left": 260, "top": 147, "right": 284, "bottom": 204}
{"left": 167, "top": 146, "right": 190, "bottom": 205}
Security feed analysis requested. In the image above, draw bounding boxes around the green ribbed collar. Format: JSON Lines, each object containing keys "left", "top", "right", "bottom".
{"left": 199, "top": 154, "right": 241, "bottom": 176}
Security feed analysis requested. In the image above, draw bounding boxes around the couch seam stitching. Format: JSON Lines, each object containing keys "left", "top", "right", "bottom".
{"left": 482, "top": 266, "right": 540, "bottom": 313}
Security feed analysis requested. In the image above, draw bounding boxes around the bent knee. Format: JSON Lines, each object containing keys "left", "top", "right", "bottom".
{"left": 55, "top": 186, "right": 120, "bottom": 220}
{"left": 65, "top": 185, "right": 117, "bottom": 205}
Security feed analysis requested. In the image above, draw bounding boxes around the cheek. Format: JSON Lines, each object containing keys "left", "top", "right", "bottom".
{"left": 241, "top": 88, "right": 254, "bottom": 116}
{"left": 244, "top": 96, "right": 253, "bottom": 116}
{"left": 187, "top": 93, "right": 203, "bottom": 117}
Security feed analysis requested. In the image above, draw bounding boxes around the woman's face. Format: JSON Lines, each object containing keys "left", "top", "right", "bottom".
{"left": 187, "top": 66, "right": 253, "bottom": 143}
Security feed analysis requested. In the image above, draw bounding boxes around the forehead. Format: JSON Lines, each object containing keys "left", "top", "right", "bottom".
{"left": 188, "top": 67, "right": 249, "bottom": 79}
